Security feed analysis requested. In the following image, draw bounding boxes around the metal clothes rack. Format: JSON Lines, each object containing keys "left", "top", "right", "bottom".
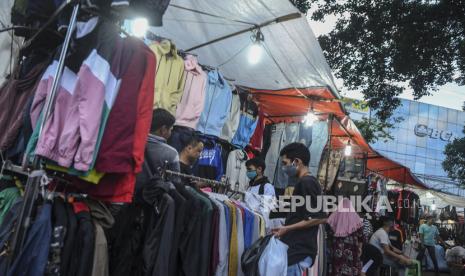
{"left": 6, "top": 0, "right": 81, "bottom": 267}
{"left": 160, "top": 168, "right": 245, "bottom": 197}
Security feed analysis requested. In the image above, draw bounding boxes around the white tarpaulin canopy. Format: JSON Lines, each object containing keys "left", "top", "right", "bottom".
{"left": 150, "top": 0, "right": 339, "bottom": 94}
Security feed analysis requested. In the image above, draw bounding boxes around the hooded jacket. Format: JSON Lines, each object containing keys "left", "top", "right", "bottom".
{"left": 197, "top": 70, "right": 232, "bottom": 137}
{"left": 69, "top": 45, "right": 155, "bottom": 203}
{"left": 0, "top": 60, "right": 48, "bottom": 151}
{"left": 175, "top": 55, "right": 207, "bottom": 129}
{"left": 30, "top": 18, "right": 123, "bottom": 171}
{"left": 226, "top": 149, "right": 249, "bottom": 192}
{"left": 150, "top": 40, "right": 185, "bottom": 114}
{"left": 220, "top": 92, "right": 241, "bottom": 142}
{"left": 231, "top": 94, "right": 258, "bottom": 148}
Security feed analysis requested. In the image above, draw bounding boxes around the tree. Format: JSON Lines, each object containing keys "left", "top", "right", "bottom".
{"left": 443, "top": 127, "right": 465, "bottom": 187}
{"left": 290, "top": 0, "right": 311, "bottom": 14}
{"left": 353, "top": 116, "right": 399, "bottom": 144}
{"left": 307, "top": 0, "right": 465, "bottom": 121}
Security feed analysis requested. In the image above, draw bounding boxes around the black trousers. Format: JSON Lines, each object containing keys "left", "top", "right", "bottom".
{"left": 417, "top": 244, "right": 439, "bottom": 273}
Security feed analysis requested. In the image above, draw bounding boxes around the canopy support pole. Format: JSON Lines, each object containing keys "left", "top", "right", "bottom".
{"left": 185, "top": 12, "right": 301, "bottom": 51}
{"left": 324, "top": 114, "right": 333, "bottom": 191}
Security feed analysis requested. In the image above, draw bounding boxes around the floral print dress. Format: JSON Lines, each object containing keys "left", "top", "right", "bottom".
{"left": 329, "top": 228, "right": 364, "bottom": 276}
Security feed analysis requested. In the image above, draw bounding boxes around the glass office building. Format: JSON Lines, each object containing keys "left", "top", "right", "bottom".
{"left": 345, "top": 98, "right": 465, "bottom": 196}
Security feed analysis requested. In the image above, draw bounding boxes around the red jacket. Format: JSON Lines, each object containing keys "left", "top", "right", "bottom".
{"left": 74, "top": 41, "right": 156, "bottom": 202}
{"left": 96, "top": 38, "right": 147, "bottom": 173}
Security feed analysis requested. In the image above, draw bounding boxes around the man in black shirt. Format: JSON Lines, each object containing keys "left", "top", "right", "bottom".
{"left": 272, "top": 143, "right": 327, "bottom": 276}
{"left": 179, "top": 135, "right": 204, "bottom": 175}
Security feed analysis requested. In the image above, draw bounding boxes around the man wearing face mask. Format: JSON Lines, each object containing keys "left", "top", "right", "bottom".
{"left": 271, "top": 143, "right": 327, "bottom": 276}
{"left": 245, "top": 158, "right": 275, "bottom": 196}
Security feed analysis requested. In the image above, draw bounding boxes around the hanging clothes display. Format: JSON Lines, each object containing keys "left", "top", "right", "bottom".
{"left": 231, "top": 93, "right": 258, "bottom": 148}
{"left": 317, "top": 149, "right": 343, "bottom": 192}
{"left": 0, "top": 59, "right": 49, "bottom": 152}
{"left": 248, "top": 108, "right": 266, "bottom": 152}
{"left": 28, "top": 18, "right": 124, "bottom": 171}
{"left": 327, "top": 198, "right": 364, "bottom": 276}
{"left": 150, "top": 40, "right": 186, "bottom": 114}
{"left": 264, "top": 123, "right": 286, "bottom": 183}
{"left": 195, "top": 141, "right": 224, "bottom": 181}
{"left": 226, "top": 149, "right": 249, "bottom": 192}
{"left": 309, "top": 121, "right": 328, "bottom": 176}
{"left": 273, "top": 123, "right": 300, "bottom": 190}
{"left": 7, "top": 202, "right": 52, "bottom": 276}
{"left": 0, "top": 185, "right": 20, "bottom": 225}
{"left": 175, "top": 54, "right": 207, "bottom": 129}
{"left": 197, "top": 70, "right": 233, "bottom": 137}
{"left": 220, "top": 92, "right": 241, "bottom": 142}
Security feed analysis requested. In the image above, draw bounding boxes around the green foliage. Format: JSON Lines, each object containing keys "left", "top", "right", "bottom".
{"left": 443, "top": 127, "right": 465, "bottom": 187}
{"left": 290, "top": 0, "right": 311, "bottom": 13}
{"left": 309, "top": 0, "right": 465, "bottom": 121}
{"left": 353, "top": 116, "right": 399, "bottom": 144}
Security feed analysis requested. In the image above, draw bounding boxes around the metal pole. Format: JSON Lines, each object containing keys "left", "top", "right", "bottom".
{"left": 8, "top": 2, "right": 80, "bottom": 264}
{"left": 324, "top": 114, "right": 333, "bottom": 191}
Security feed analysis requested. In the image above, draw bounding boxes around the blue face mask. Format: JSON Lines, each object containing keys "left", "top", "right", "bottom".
{"left": 246, "top": 170, "right": 258, "bottom": 180}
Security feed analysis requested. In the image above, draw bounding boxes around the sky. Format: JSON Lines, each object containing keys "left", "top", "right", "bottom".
{"left": 306, "top": 15, "right": 465, "bottom": 111}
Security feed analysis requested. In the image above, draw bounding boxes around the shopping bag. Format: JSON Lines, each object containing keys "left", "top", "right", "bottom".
{"left": 258, "top": 236, "right": 289, "bottom": 276}
{"left": 242, "top": 235, "right": 272, "bottom": 276}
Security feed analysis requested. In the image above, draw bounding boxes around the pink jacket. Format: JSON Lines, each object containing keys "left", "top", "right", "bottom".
{"left": 31, "top": 19, "right": 121, "bottom": 171}
{"left": 175, "top": 55, "right": 207, "bottom": 129}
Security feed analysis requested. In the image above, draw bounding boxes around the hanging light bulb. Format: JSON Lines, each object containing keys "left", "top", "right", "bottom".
{"left": 431, "top": 201, "right": 436, "bottom": 211}
{"left": 303, "top": 112, "right": 318, "bottom": 127}
{"left": 248, "top": 29, "right": 265, "bottom": 65}
{"left": 344, "top": 141, "right": 352, "bottom": 156}
{"left": 130, "top": 18, "right": 148, "bottom": 37}
{"left": 248, "top": 43, "right": 263, "bottom": 65}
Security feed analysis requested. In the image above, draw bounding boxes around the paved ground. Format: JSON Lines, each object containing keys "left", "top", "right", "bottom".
{"left": 422, "top": 272, "right": 450, "bottom": 275}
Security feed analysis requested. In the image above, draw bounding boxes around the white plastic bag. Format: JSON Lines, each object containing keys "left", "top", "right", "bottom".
{"left": 258, "top": 236, "right": 288, "bottom": 276}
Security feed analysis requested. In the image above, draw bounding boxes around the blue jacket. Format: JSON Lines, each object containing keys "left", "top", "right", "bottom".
{"left": 197, "top": 71, "right": 232, "bottom": 137}
{"left": 231, "top": 113, "right": 258, "bottom": 148}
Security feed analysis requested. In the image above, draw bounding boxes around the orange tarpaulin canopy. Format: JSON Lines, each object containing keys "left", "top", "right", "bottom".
{"left": 249, "top": 87, "right": 427, "bottom": 189}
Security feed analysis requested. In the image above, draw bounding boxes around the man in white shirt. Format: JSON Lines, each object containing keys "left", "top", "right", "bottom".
{"left": 369, "top": 217, "right": 413, "bottom": 276}
{"left": 245, "top": 158, "right": 275, "bottom": 196}
{"left": 446, "top": 239, "right": 465, "bottom": 276}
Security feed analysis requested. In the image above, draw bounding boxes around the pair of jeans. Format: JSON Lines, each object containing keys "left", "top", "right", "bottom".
{"left": 417, "top": 244, "right": 439, "bottom": 273}
{"left": 383, "top": 256, "right": 407, "bottom": 276}
{"left": 287, "top": 256, "right": 313, "bottom": 276}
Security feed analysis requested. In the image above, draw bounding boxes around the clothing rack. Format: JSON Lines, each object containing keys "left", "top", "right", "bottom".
{"left": 159, "top": 167, "right": 227, "bottom": 187}
{"left": 159, "top": 168, "right": 245, "bottom": 197}
{"left": 7, "top": 1, "right": 81, "bottom": 267}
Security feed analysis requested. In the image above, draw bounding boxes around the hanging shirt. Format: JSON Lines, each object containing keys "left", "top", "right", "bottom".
{"left": 196, "top": 142, "right": 223, "bottom": 181}
{"left": 175, "top": 55, "right": 207, "bottom": 129}
{"left": 225, "top": 149, "right": 249, "bottom": 192}
{"left": 220, "top": 93, "right": 241, "bottom": 142}
{"left": 197, "top": 70, "right": 232, "bottom": 137}
{"left": 231, "top": 93, "right": 258, "bottom": 148}
{"left": 249, "top": 108, "right": 266, "bottom": 151}
{"left": 150, "top": 40, "right": 186, "bottom": 114}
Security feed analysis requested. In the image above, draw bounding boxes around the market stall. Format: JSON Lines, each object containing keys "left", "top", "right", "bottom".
{"left": 0, "top": 0, "right": 444, "bottom": 275}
